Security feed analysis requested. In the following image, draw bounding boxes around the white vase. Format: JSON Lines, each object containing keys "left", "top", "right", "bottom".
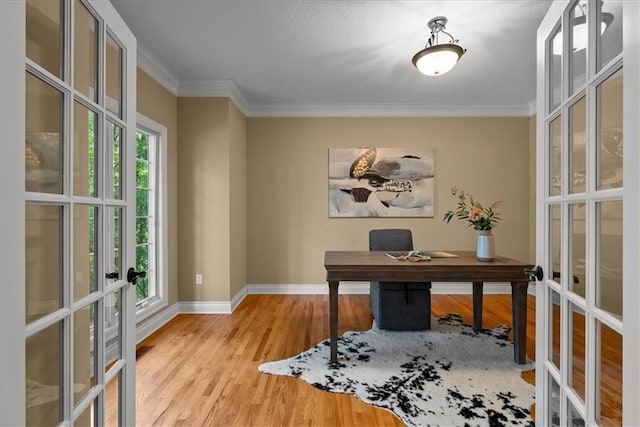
{"left": 476, "top": 229, "right": 495, "bottom": 261}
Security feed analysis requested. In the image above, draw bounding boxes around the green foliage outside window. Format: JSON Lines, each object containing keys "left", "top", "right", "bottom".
{"left": 135, "top": 131, "right": 151, "bottom": 302}
{"left": 86, "top": 111, "right": 153, "bottom": 304}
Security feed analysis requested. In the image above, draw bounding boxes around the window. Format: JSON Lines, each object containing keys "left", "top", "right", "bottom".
{"left": 135, "top": 114, "right": 168, "bottom": 322}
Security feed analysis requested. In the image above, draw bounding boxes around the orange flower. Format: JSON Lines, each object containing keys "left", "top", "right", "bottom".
{"left": 468, "top": 207, "right": 485, "bottom": 222}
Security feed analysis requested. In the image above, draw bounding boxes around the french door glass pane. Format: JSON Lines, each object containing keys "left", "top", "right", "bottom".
{"left": 550, "top": 24, "right": 562, "bottom": 111}
{"left": 549, "top": 372, "right": 561, "bottom": 426}
{"left": 596, "top": 320, "right": 622, "bottom": 426}
{"left": 105, "top": 373, "right": 120, "bottom": 426}
{"left": 136, "top": 243, "right": 150, "bottom": 301}
{"left": 568, "top": 399, "right": 585, "bottom": 426}
{"left": 26, "top": 72, "right": 63, "bottom": 194}
{"left": 106, "top": 122, "right": 122, "bottom": 200}
{"left": 73, "top": 302, "right": 97, "bottom": 406}
{"left": 73, "top": 102, "right": 98, "bottom": 197}
{"left": 550, "top": 116, "right": 562, "bottom": 196}
{"left": 106, "top": 33, "right": 122, "bottom": 118}
{"left": 73, "top": 205, "right": 98, "bottom": 302}
{"left": 26, "top": 321, "right": 62, "bottom": 426}
{"left": 569, "top": 1, "right": 587, "bottom": 93}
{"left": 136, "top": 188, "right": 148, "bottom": 217}
{"left": 73, "top": 0, "right": 98, "bottom": 101}
{"left": 596, "top": 201, "right": 622, "bottom": 317}
{"left": 106, "top": 207, "right": 122, "bottom": 284}
{"left": 550, "top": 204, "right": 562, "bottom": 282}
{"left": 105, "top": 289, "right": 121, "bottom": 367}
{"left": 569, "top": 97, "right": 586, "bottom": 194}
{"left": 570, "top": 202, "right": 586, "bottom": 298}
{"left": 549, "top": 289, "right": 561, "bottom": 369}
{"left": 597, "top": 70, "right": 623, "bottom": 190}
{"left": 25, "top": 204, "right": 63, "bottom": 324}
{"left": 569, "top": 301, "right": 586, "bottom": 402}
{"left": 26, "top": 0, "right": 63, "bottom": 78}
{"left": 598, "top": 0, "right": 623, "bottom": 72}
{"left": 76, "top": 399, "right": 97, "bottom": 426}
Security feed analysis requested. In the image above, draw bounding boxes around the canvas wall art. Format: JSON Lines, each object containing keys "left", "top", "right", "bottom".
{"left": 329, "top": 147, "right": 434, "bottom": 217}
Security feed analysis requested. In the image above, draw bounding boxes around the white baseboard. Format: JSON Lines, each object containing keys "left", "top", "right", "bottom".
{"left": 178, "top": 301, "right": 233, "bottom": 314}
{"left": 136, "top": 303, "right": 179, "bottom": 344}
{"left": 231, "top": 286, "right": 248, "bottom": 311}
{"left": 248, "top": 283, "right": 370, "bottom": 295}
{"left": 174, "top": 282, "right": 535, "bottom": 317}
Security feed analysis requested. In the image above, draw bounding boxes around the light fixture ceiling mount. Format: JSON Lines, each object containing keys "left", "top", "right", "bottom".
{"left": 412, "top": 16, "right": 466, "bottom": 77}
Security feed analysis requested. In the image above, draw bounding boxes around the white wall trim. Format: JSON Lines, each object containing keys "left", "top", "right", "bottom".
{"left": 528, "top": 99, "right": 537, "bottom": 116}
{"left": 246, "top": 103, "right": 533, "bottom": 118}
{"left": 173, "top": 283, "right": 534, "bottom": 317}
{"left": 136, "top": 303, "right": 179, "bottom": 344}
{"left": 178, "top": 301, "right": 233, "bottom": 314}
{"left": 137, "top": 50, "right": 536, "bottom": 118}
{"left": 248, "top": 283, "right": 370, "bottom": 295}
{"left": 177, "top": 79, "right": 250, "bottom": 114}
{"left": 137, "top": 43, "right": 179, "bottom": 95}
{"left": 230, "top": 286, "right": 248, "bottom": 312}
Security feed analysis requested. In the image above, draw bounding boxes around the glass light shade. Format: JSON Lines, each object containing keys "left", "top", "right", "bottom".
{"left": 552, "top": 13, "right": 613, "bottom": 55}
{"left": 412, "top": 44, "right": 465, "bottom": 76}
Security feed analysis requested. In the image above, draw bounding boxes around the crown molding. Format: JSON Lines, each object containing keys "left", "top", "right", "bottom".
{"left": 134, "top": 47, "right": 534, "bottom": 118}
{"left": 245, "top": 102, "right": 533, "bottom": 118}
{"left": 137, "top": 43, "right": 179, "bottom": 95}
{"left": 528, "top": 99, "right": 537, "bottom": 116}
{"left": 177, "top": 79, "right": 250, "bottom": 115}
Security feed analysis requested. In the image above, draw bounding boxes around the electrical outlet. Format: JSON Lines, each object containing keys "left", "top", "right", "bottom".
{"left": 195, "top": 274, "right": 203, "bottom": 286}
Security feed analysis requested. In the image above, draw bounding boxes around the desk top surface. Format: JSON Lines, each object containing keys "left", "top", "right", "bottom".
{"left": 324, "top": 251, "right": 532, "bottom": 282}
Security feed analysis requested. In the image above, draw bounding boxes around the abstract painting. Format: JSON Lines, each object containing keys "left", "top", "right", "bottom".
{"left": 329, "top": 147, "right": 434, "bottom": 217}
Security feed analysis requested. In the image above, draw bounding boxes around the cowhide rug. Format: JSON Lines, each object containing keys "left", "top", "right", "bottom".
{"left": 258, "top": 314, "right": 534, "bottom": 427}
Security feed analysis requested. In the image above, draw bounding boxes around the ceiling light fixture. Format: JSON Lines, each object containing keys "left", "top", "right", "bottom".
{"left": 412, "top": 16, "right": 466, "bottom": 77}
{"left": 552, "top": 2, "right": 614, "bottom": 55}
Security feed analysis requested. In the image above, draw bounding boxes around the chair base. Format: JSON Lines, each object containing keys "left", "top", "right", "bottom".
{"left": 370, "top": 282, "right": 432, "bottom": 330}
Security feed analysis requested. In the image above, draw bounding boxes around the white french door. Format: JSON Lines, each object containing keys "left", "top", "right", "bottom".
{"left": 1, "top": 0, "right": 137, "bottom": 425}
{"left": 536, "top": 0, "right": 640, "bottom": 425}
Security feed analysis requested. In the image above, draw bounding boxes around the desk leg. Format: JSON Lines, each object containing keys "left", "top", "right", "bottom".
{"left": 511, "top": 281, "right": 529, "bottom": 364}
{"left": 472, "top": 281, "right": 483, "bottom": 331}
{"left": 329, "top": 280, "right": 339, "bottom": 364}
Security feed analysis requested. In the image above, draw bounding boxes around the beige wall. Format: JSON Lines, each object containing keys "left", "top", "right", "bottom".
{"left": 178, "top": 97, "right": 233, "bottom": 301}
{"left": 229, "top": 102, "right": 248, "bottom": 298}
{"left": 529, "top": 114, "right": 536, "bottom": 264}
{"left": 247, "top": 117, "right": 531, "bottom": 285}
{"left": 136, "top": 69, "right": 179, "bottom": 313}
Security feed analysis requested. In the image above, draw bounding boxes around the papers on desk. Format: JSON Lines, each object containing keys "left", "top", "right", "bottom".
{"left": 424, "top": 251, "right": 459, "bottom": 258}
{"left": 384, "top": 251, "right": 458, "bottom": 260}
{"left": 384, "top": 251, "right": 430, "bottom": 261}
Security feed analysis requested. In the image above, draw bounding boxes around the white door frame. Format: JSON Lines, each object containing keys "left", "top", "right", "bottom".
{"left": 536, "top": 1, "right": 640, "bottom": 425}
{"left": 92, "top": 2, "right": 138, "bottom": 424}
{"left": 621, "top": 1, "right": 640, "bottom": 423}
{"left": 0, "top": 0, "right": 137, "bottom": 424}
{"left": 0, "top": 1, "right": 26, "bottom": 425}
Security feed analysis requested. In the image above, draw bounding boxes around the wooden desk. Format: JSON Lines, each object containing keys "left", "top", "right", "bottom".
{"left": 324, "top": 251, "right": 533, "bottom": 364}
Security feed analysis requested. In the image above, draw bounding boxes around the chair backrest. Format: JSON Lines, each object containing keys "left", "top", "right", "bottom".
{"left": 369, "top": 229, "right": 413, "bottom": 252}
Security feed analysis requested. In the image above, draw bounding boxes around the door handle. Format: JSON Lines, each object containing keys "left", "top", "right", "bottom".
{"left": 105, "top": 272, "right": 119, "bottom": 279}
{"left": 127, "top": 267, "right": 146, "bottom": 285}
{"left": 524, "top": 265, "right": 543, "bottom": 281}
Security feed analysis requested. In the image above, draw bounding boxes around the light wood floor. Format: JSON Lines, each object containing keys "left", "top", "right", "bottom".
{"left": 127, "top": 294, "right": 538, "bottom": 426}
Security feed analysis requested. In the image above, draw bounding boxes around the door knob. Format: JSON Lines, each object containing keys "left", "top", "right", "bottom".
{"left": 127, "top": 267, "right": 146, "bottom": 285}
{"left": 525, "top": 266, "right": 543, "bottom": 281}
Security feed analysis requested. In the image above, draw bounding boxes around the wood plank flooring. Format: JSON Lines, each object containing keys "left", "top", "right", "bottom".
{"left": 127, "top": 294, "right": 538, "bottom": 426}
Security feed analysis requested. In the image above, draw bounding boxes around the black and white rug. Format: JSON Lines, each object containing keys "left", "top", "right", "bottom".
{"left": 258, "top": 314, "right": 534, "bottom": 427}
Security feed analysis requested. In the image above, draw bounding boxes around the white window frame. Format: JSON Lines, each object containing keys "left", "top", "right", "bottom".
{"left": 134, "top": 113, "right": 168, "bottom": 323}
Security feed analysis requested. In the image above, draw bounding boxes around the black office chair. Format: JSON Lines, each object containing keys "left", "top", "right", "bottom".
{"left": 369, "top": 229, "right": 432, "bottom": 330}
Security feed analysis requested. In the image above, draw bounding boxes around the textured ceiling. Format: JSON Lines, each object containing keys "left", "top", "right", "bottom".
{"left": 109, "top": 0, "right": 552, "bottom": 116}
